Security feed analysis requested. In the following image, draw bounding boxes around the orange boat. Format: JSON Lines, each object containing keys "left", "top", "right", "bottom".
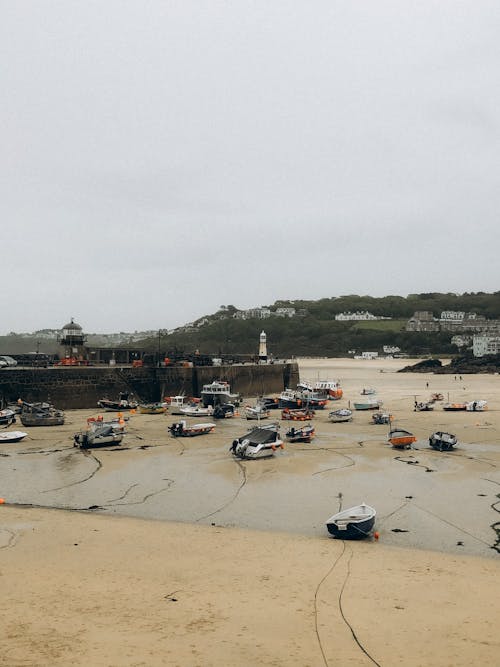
{"left": 388, "top": 428, "right": 417, "bottom": 449}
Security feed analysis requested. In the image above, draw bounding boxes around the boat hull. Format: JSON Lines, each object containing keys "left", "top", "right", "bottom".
{"left": 353, "top": 402, "right": 382, "bottom": 411}
{"left": 326, "top": 504, "right": 376, "bottom": 540}
{"left": 328, "top": 409, "right": 352, "bottom": 423}
{"left": 0, "top": 431, "right": 28, "bottom": 443}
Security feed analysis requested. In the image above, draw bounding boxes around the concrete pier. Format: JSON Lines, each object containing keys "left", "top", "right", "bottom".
{"left": 0, "top": 362, "right": 299, "bottom": 409}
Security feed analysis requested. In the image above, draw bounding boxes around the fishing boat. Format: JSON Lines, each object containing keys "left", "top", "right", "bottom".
{"left": 244, "top": 403, "right": 270, "bottom": 420}
{"left": 200, "top": 381, "right": 240, "bottom": 407}
{"left": 168, "top": 420, "right": 215, "bottom": 437}
{"left": 138, "top": 403, "right": 166, "bottom": 414}
{"left": 429, "top": 431, "right": 458, "bottom": 451}
{"left": 212, "top": 403, "right": 236, "bottom": 419}
{"left": 279, "top": 389, "right": 326, "bottom": 411}
{"left": 371, "top": 412, "right": 392, "bottom": 425}
{"left": 281, "top": 407, "right": 315, "bottom": 421}
{"left": 19, "top": 402, "right": 65, "bottom": 427}
{"left": 0, "top": 408, "right": 16, "bottom": 426}
{"left": 328, "top": 408, "right": 352, "bottom": 423}
{"left": 0, "top": 430, "right": 28, "bottom": 444}
{"left": 313, "top": 380, "right": 343, "bottom": 400}
{"left": 74, "top": 422, "right": 124, "bottom": 449}
{"left": 97, "top": 392, "right": 138, "bottom": 411}
{"left": 353, "top": 398, "right": 383, "bottom": 410}
{"left": 230, "top": 425, "right": 284, "bottom": 459}
{"left": 360, "top": 388, "right": 376, "bottom": 395}
{"left": 259, "top": 396, "right": 281, "bottom": 410}
{"left": 388, "top": 428, "right": 417, "bottom": 449}
{"left": 326, "top": 503, "right": 376, "bottom": 539}
{"left": 285, "top": 424, "right": 315, "bottom": 443}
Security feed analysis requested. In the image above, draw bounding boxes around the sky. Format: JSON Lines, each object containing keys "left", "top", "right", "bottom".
{"left": 1, "top": 1, "right": 499, "bottom": 334}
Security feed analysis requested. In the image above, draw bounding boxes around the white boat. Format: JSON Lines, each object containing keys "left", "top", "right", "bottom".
{"left": 168, "top": 420, "right": 215, "bottom": 437}
{"left": 353, "top": 398, "right": 383, "bottom": 410}
{"left": 313, "top": 380, "right": 343, "bottom": 400}
{"left": 179, "top": 405, "right": 213, "bottom": 417}
{"left": 0, "top": 430, "right": 28, "bottom": 443}
{"left": 200, "top": 381, "right": 240, "bottom": 407}
{"left": 74, "top": 422, "right": 124, "bottom": 449}
{"left": 328, "top": 408, "right": 352, "bottom": 423}
{"left": 230, "top": 425, "right": 284, "bottom": 459}
{"left": 360, "top": 388, "right": 376, "bottom": 395}
{"left": 166, "top": 395, "right": 189, "bottom": 414}
{"left": 0, "top": 408, "right": 17, "bottom": 426}
{"left": 465, "top": 400, "right": 487, "bottom": 411}
{"left": 244, "top": 404, "right": 270, "bottom": 420}
{"left": 326, "top": 503, "right": 376, "bottom": 539}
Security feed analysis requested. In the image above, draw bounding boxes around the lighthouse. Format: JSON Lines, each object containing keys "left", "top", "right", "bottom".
{"left": 258, "top": 330, "right": 268, "bottom": 364}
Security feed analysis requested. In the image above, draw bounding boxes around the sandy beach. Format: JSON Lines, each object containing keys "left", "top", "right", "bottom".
{"left": 1, "top": 357, "right": 499, "bottom": 666}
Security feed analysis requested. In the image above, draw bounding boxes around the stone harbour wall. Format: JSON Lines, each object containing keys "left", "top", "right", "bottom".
{"left": 0, "top": 363, "right": 299, "bottom": 410}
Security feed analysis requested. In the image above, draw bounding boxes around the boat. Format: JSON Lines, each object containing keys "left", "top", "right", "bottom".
{"left": 244, "top": 403, "right": 270, "bottom": 420}
{"left": 213, "top": 403, "right": 236, "bottom": 419}
{"left": 285, "top": 424, "right": 315, "bottom": 443}
{"left": 179, "top": 405, "right": 213, "bottom": 418}
{"left": 360, "top": 388, "right": 376, "bottom": 395}
{"left": 19, "top": 402, "right": 65, "bottom": 427}
{"left": 279, "top": 388, "right": 327, "bottom": 411}
{"left": 258, "top": 396, "right": 281, "bottom": 410}
{"left": 138, "top": 403, "right": 166, "bottom": 414}
{"left": 0, "top": 408, "right": 16, "bottom": 426}
{"left": 0, "top": 430, "right": 28, "bottom": 444}
{"left": 429, "top": 431, "right": 458, "bottom": 451}
{"left": 167, "top": 395, "right": 192, "bottom": 415}
{"left": 326, "top": 503, "right": 376, "bottom": 539}
{"left": 200, "top": 381, "right": 240, "bottom": 407}
{"left": 74, "top": 422, "right": 124, "bottom": 449}
{"left": 388, "top": 428, "right": 417, "bottom": 449}
{"left": 328, "top": 408, "right": 353, "bottom": 423}
{"left": 230, "top": 425, "right": 284, "bottom": 459}
{"left": 414, "top": 401, "right": 434, "bottom": 412}
{"left": 313, "top": 380, "right": 343, "bottom": 400}
{"left": 465, "top": 400, "right": 487, "bottom": 411}
{"left": 353, "top": 398, "right": 383, "bottom": 410}
{"left": 371, "top": 412, "right": 392, "bottom": 425}
{"left": 281, "top": 407, "right": 315, "bottom": 421}
{"left": 442, "top": 402, "right": 467, "bottom": 411}
{"left": 97, "top": 392, "right": 138, "bottom": 411}
{"left": 168, "top": 420, "right": 215, "bottom": 437}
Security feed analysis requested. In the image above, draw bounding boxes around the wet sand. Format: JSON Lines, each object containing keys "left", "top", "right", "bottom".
{"left": 1, "top": 358, "right": 499, "bottom": 665}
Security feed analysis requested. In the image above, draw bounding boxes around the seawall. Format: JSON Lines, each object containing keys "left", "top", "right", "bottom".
{"left": 0, "top": 363, "right": 299, "bottom": 409}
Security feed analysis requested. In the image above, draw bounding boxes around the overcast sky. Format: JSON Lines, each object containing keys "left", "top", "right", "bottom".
{"left": 1, "top": 1, "right": 499, "bottom": 334}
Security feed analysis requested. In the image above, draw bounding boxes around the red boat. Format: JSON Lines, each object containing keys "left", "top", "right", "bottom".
{"left": 281, "top": 408, "right": 315, "bottom": 421}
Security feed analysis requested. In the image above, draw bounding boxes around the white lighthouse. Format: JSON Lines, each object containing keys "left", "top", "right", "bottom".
{"left": 258, "top": 330, "right": 268, "bottom": 364}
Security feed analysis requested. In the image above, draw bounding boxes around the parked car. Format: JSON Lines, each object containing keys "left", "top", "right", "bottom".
{"left": 0, "top": 355, "right": 18, "bottom": 367}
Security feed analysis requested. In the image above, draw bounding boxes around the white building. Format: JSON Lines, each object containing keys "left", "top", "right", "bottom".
{"left": 383, "top": 345, "right": 401, "bottom": 354}
{"left": 473, "top": 335, "right": 500, "bottom": 357}
{"left": 233, "top": 307, "right": 271, "bottom": 320}
{"left": 440, "top": 311, "right": 465, "bottom": 322}
{"left": 275, "top": 307, "right": 296, "bottom": 317}
{"left": 335, "top": 311, "right": 378, "bottom": 321}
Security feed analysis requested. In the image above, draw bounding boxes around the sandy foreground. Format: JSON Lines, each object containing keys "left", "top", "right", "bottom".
{"left": 1, "top": 357, "right": 499, "bottom": 666}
